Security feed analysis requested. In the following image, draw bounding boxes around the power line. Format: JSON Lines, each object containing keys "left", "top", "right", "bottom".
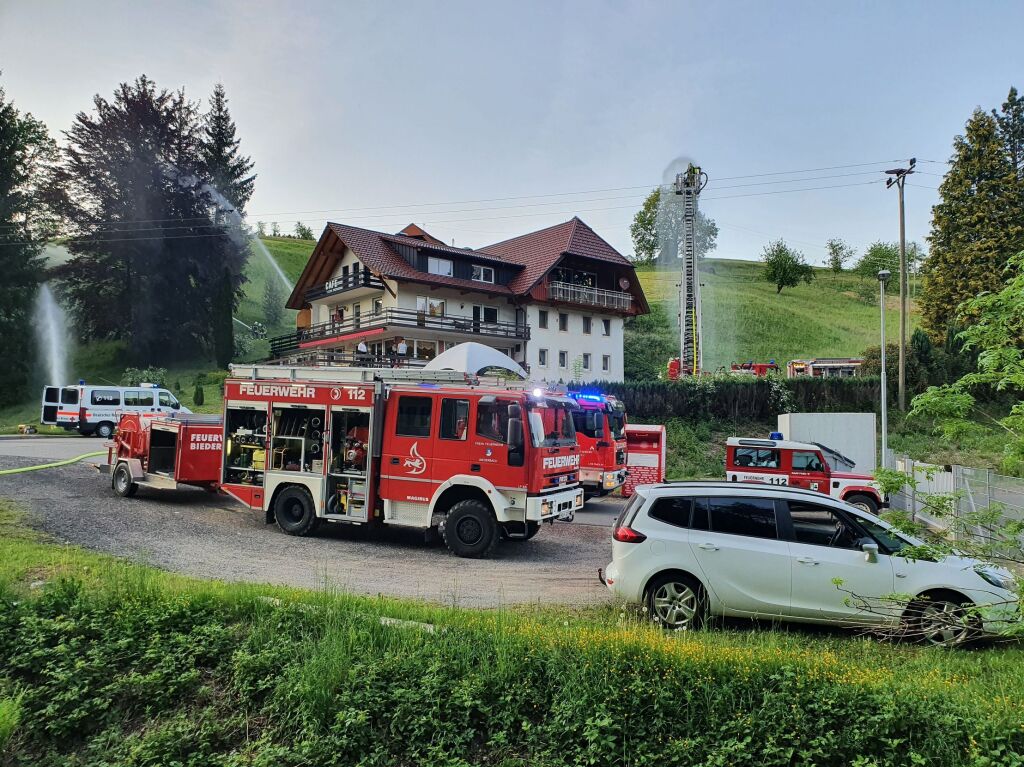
{"left": 0, "top": 158, "right": 909, "bottom": 231}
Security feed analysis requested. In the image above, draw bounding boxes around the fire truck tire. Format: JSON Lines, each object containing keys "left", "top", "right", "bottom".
{"left": 112, "top": 463, "right": 138, "bottom": 498}
{"left": 845, "top": 494, "right": 879, "bottom": 515}
{"left": 440, "top": 500, "right": 499, "bottom": 558}
{"left": 274, "top": 486, "right": 322, "bottom": 537}
{"left": 95, "top": 422, "right": 115, "bottom": 439}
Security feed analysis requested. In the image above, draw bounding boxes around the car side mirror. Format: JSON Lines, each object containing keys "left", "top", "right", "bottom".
{"left": 172, "top": 402, "right": 181, "bottom": 410}
{"left": 862, "top": 542, "right": 879, "bottom": 563}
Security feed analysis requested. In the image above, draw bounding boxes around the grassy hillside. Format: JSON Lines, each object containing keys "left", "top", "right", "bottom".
{"left": 637, "top": 259, "right": 920, "bottom": 371}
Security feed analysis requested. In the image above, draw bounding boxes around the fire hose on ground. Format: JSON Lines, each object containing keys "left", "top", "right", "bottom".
{"left": 0, "top": 452, "right": 106, "bottom": 476}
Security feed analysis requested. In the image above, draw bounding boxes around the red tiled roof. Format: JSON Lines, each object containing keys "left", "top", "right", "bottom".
{"left": 288, "top": 217, "right": 638, "bottom": 309}
{"left": 327, "top": 222, "right": 514, "bottom": 295}
{"left": 478, "top": 217, "right": 631, "bottom": 293}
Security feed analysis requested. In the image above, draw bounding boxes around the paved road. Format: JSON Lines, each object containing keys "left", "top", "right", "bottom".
{"left": 0, "top": 448, "right": 622, "bottom": 607}
{"left": 0, "top": 436, "right": 106, "bottom": 463}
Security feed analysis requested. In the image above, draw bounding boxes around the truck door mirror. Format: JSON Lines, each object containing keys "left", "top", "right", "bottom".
{"left": 507, "top": 417, "right": 524, "bottom": 467}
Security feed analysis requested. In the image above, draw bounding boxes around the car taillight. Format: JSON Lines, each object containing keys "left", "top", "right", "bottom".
{"left": 612, "top": 526, "right": 646, "bottom": 543}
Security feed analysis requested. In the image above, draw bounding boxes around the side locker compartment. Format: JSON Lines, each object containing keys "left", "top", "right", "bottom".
{"left": 221, "top": 400, "right": 269, "bottom": 511}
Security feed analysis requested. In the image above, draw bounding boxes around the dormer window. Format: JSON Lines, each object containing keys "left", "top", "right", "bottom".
{"left": 428, "top": 256, "right": 453, "bottom": 276}
{"left": 472, "top": 264, "right": 495, "bottom": 283}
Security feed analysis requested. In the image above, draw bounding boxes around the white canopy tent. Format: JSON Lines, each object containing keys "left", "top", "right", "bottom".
{"left": 423, "top": 342, "right": 527, "bottom": 379}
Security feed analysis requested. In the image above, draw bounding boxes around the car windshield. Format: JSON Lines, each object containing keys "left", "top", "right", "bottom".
{"left": 571, "top": 409, "right": 604, "bottom": 439}
{"left": 607, "top": 411, "right": 626, "bottom": 440}
{"left": 855, "top": 516, "right": 915, "bottom": 554}
{"left": 527, "top": 402, "right": 576, "bottom": 448}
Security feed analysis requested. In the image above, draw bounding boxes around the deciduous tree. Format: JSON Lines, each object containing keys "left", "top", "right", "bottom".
{"left": 630, "top": 187, "right": 718, "bottom": 266}
{"left": 825, "top": 238, "right": 854, "bottom": 274}
{"left": 761, "top": 239, "right": 814, "bottom": 294}
{"left": 294, "top": 221, "right": 313, "bottom": 240}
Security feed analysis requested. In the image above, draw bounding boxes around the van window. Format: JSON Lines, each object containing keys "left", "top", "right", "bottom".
{"left": 60, "top": 388, "right": 79, "bottom": 405}
{"left": 792, "top": 451, "right": 825, "bottom": 472}
{"left": 649, "top": 497, "right": 709, "bottom": 530}
{"left": 158, "top": 391, "right": 178, "bottom": 408}
{"left": 396, "top": 396, "right": 432, "bottom": 437}
{"left": 91, "top": 390, "right": 120, "bottom": 406}
{"left": 440, "top": 399, "right": 469, "bottom": 441}
{"left": 733, "top": 448, "right": 780, "bottom": 469}
{"left": 124, "top": 390, "right": 155, "bottom": 407}
{"left": 708, "top": 497, "right": 778, "bottom": 539}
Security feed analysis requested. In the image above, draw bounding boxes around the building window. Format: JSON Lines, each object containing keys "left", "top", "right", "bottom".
{"left": 558, "top": 313, "right": 569, "bottom": 331}
{"left": 417, "top": 296, "right": 446, "bottom": 317}
{"left": 475, "top": 305, "right": 498, "bottom": 324}
{"left": 373, "top": 298, "right": 383, "bottom": 315}
{"left": 342, "top": 264, "right": 350, "bottom": 280}
{"left": 352, "top": 262, "right": 360, "bottom": 279}
{"left": 582, "top": 317, "right": 592, "bottom": 335}
{"left": 538, "top": 310, "right": 548, "bottom": 329}
{"left": 353, "top": 303, "right": 361, "bottom": 328}
{"left": 582, "top": 353, "right": 591, "bottom": 370}
{"left": 427, "top": 256, "right": 453, "bottom": 276}
{"left": 602, "top": 354, "right": 611, "bottom": 372}
{"left": 472, "top": 264, "right": 495, "bottom": 283}
{"left": 538, "top": 349, "right": 548, "bottom": 367}
{"left": 558, "top": 351, "right": 568, "bottom": 368}
{"left": 602, "top": 319, "right": 611, "bottom": 336}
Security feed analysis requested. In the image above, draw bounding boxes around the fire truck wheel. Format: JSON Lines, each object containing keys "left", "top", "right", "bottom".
{"left": 845, "top": 494, "right": 878, "bottom": 515}
{"left": 112, "top": 463, "right": 138, "bottom": 498}
{"left": 95, "top": 422, "right": 115, "bottom": 439}
{"left": 440, "top": 500, "right": 498, "bottom": 558}
{"left": 501, "top": 521, "right": 540, "bottom": 541}
{"left": 274, "top": 487, "right": 322, "bottom": 537}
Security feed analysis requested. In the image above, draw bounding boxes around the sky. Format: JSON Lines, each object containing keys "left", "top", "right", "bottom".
{"left": 3, "top": 0, "right": 1024, "bottom": 265}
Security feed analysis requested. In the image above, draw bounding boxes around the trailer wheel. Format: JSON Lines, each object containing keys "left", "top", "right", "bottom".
{"left": 274, "top": 486, "right": 321, "bottom": 537}
{"left": 112, "top": 463, "right": 138, "bottom": 498}
{"left": 845, "top": 493, "right": 879, "bottom": 515}
{"left": 440, "top": 499, "right": 498, "bottom": 558}
{"left": 95, "top": 422, "right": 115, "bottom": 439}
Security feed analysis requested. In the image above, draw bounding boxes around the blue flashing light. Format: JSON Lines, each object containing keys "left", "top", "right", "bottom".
{"left": 417, "top": 383, "right": 440, "bottom": 389}
{"left": 769, "top": 431, "right": 784, "bottom": 440}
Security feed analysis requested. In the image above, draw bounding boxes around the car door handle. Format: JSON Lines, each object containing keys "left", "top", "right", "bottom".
{"left": 697, "top": 543, "right": 719, "bottom": 551}
{"left": 471, "top": 464, "right": 481, "bottom": 472}
{"left": 895, "top": 572, "right": 907, "bottom": 579}
{"left": 390, "top": 457, "right": 399, "bottom": 465}
{"left": 796, "top": 557, "right": 819, "bottom": 565}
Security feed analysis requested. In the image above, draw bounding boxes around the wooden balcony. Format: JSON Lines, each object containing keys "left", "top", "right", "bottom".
{"left": 269, "top": 308, "right": 530, "bottom": 359}
{"left": 547, "top": 281, "right": 633, "bottom": 312}
{"left": 304, "top": 271, "right": 385, "bottom": 302}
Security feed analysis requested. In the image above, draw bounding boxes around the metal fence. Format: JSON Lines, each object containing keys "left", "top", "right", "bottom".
{"left": 887, "top": 452, "right": 1024, "bottom": 541}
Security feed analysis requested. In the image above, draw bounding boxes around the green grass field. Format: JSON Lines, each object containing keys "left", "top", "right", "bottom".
{"left": 0, "top": 498, "right": 1022, "bottom": 764}
{"left": 637, "top": 259, "right": 920, "bottom": 371}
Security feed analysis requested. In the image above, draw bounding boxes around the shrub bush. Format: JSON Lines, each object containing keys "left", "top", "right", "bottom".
{"left": 192, "top": 383, "right": 205, "bottom": 406}
{"left": 1, "top": 577, "right": 1021, "bottom": 766}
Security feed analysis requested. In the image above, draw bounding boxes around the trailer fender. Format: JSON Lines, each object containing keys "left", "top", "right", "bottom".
{"left": 428, "top": 476, "right": 511, "bottom": 524}
{"left": 122, "top": 458, "right": 145, "bottom": 481}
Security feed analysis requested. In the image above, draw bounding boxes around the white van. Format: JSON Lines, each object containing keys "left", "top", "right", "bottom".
{"left": 40, "top": 383, "right": 192, "bottom": 438}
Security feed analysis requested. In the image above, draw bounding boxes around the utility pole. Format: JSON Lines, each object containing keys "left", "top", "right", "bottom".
{"left": 885, "top": 158, "right": 915, "bottom": 411}
{"left": 878, "top": 270, "right": 892, "bottom": 465}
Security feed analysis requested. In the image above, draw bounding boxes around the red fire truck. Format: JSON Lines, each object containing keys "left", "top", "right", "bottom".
{"left": 568, "top": 392, "right": 628, "bottom": 498}
{"left": 729, "top": 360, "right": 780, "bottom": 377}
{"left": 725, "top": 436, "right": 886, "bottom": 513}
{"left": 216, "top": 364, "right": 584, "bottom": 557}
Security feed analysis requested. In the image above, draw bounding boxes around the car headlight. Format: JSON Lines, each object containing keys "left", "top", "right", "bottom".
{"left": 978, "top": 568, "right": 1016, "bottom": 591}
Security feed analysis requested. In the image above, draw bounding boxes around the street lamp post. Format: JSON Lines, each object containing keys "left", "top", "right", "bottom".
{"left": 878, "top": 269, "right": 891, "bottom": 467}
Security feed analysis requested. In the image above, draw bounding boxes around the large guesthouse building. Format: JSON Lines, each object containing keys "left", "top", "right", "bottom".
{"left": 271, "top": 218, "right": 649, "bottom": 382}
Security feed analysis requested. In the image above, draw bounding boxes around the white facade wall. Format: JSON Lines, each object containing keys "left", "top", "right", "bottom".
{"left": 302, "top": 249, "right": 630, "bottom": 380}
{"left": 525, "top": 304, "right": 624, "bottom": 383}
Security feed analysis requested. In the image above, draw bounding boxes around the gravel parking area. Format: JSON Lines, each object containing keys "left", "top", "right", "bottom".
{"left": 0, "top": 455, "right": 615, "bottom": 608}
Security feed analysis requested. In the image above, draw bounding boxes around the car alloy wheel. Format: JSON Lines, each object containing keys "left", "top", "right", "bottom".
{"left": 651, "top": 580, "right": 699, "bottom": 630}
{"left": 916, "top": 600, "right": 973, "bottom": 647}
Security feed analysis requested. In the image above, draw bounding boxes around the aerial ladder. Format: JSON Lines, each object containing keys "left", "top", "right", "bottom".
{"left": 674, "top": 164, "right": 708, "bottom": 376}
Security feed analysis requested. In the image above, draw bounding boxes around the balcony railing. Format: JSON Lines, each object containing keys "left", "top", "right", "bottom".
{"left": 269, "top": 308, "right": 529, "bottom": 358}
{"left": 304, "top": 271, "right": 385, "bottom": 302}
{"left": 547, "top": 281, "right": 633, "bottom": 311}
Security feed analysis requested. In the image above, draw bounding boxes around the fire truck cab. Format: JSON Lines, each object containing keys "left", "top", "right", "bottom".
{"left": 568, "top": 392, "right": 628, "bottom": 497}
{"left": 725, "top": 436, "right": 885, "bottom": 514}
{"left": 220, "top": 364, "right": 584, "bottom": 557}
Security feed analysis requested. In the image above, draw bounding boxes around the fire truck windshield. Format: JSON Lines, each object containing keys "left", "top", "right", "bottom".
{"left": 527, "top": 403, "right": 576, "bottom": 448}
{"left": 607, "top": 412, "right": 626, "bottom": 440}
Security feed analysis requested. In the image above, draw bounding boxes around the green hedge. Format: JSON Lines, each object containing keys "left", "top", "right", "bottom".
{"left": 1, "top": 578, "right": 1020, "bottom": 766}
{"left": 597, "top": 376, "right": 886, "bottom": 421}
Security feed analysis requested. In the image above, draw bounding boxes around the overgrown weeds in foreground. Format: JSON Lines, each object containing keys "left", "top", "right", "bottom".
{"left": 2, "top": 501, "right": 1024, "bottom": 765}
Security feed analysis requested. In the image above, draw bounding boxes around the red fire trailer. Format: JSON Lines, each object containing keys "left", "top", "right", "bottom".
{"left": 103, "top": 413, "right": 224, "bottom": 496}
